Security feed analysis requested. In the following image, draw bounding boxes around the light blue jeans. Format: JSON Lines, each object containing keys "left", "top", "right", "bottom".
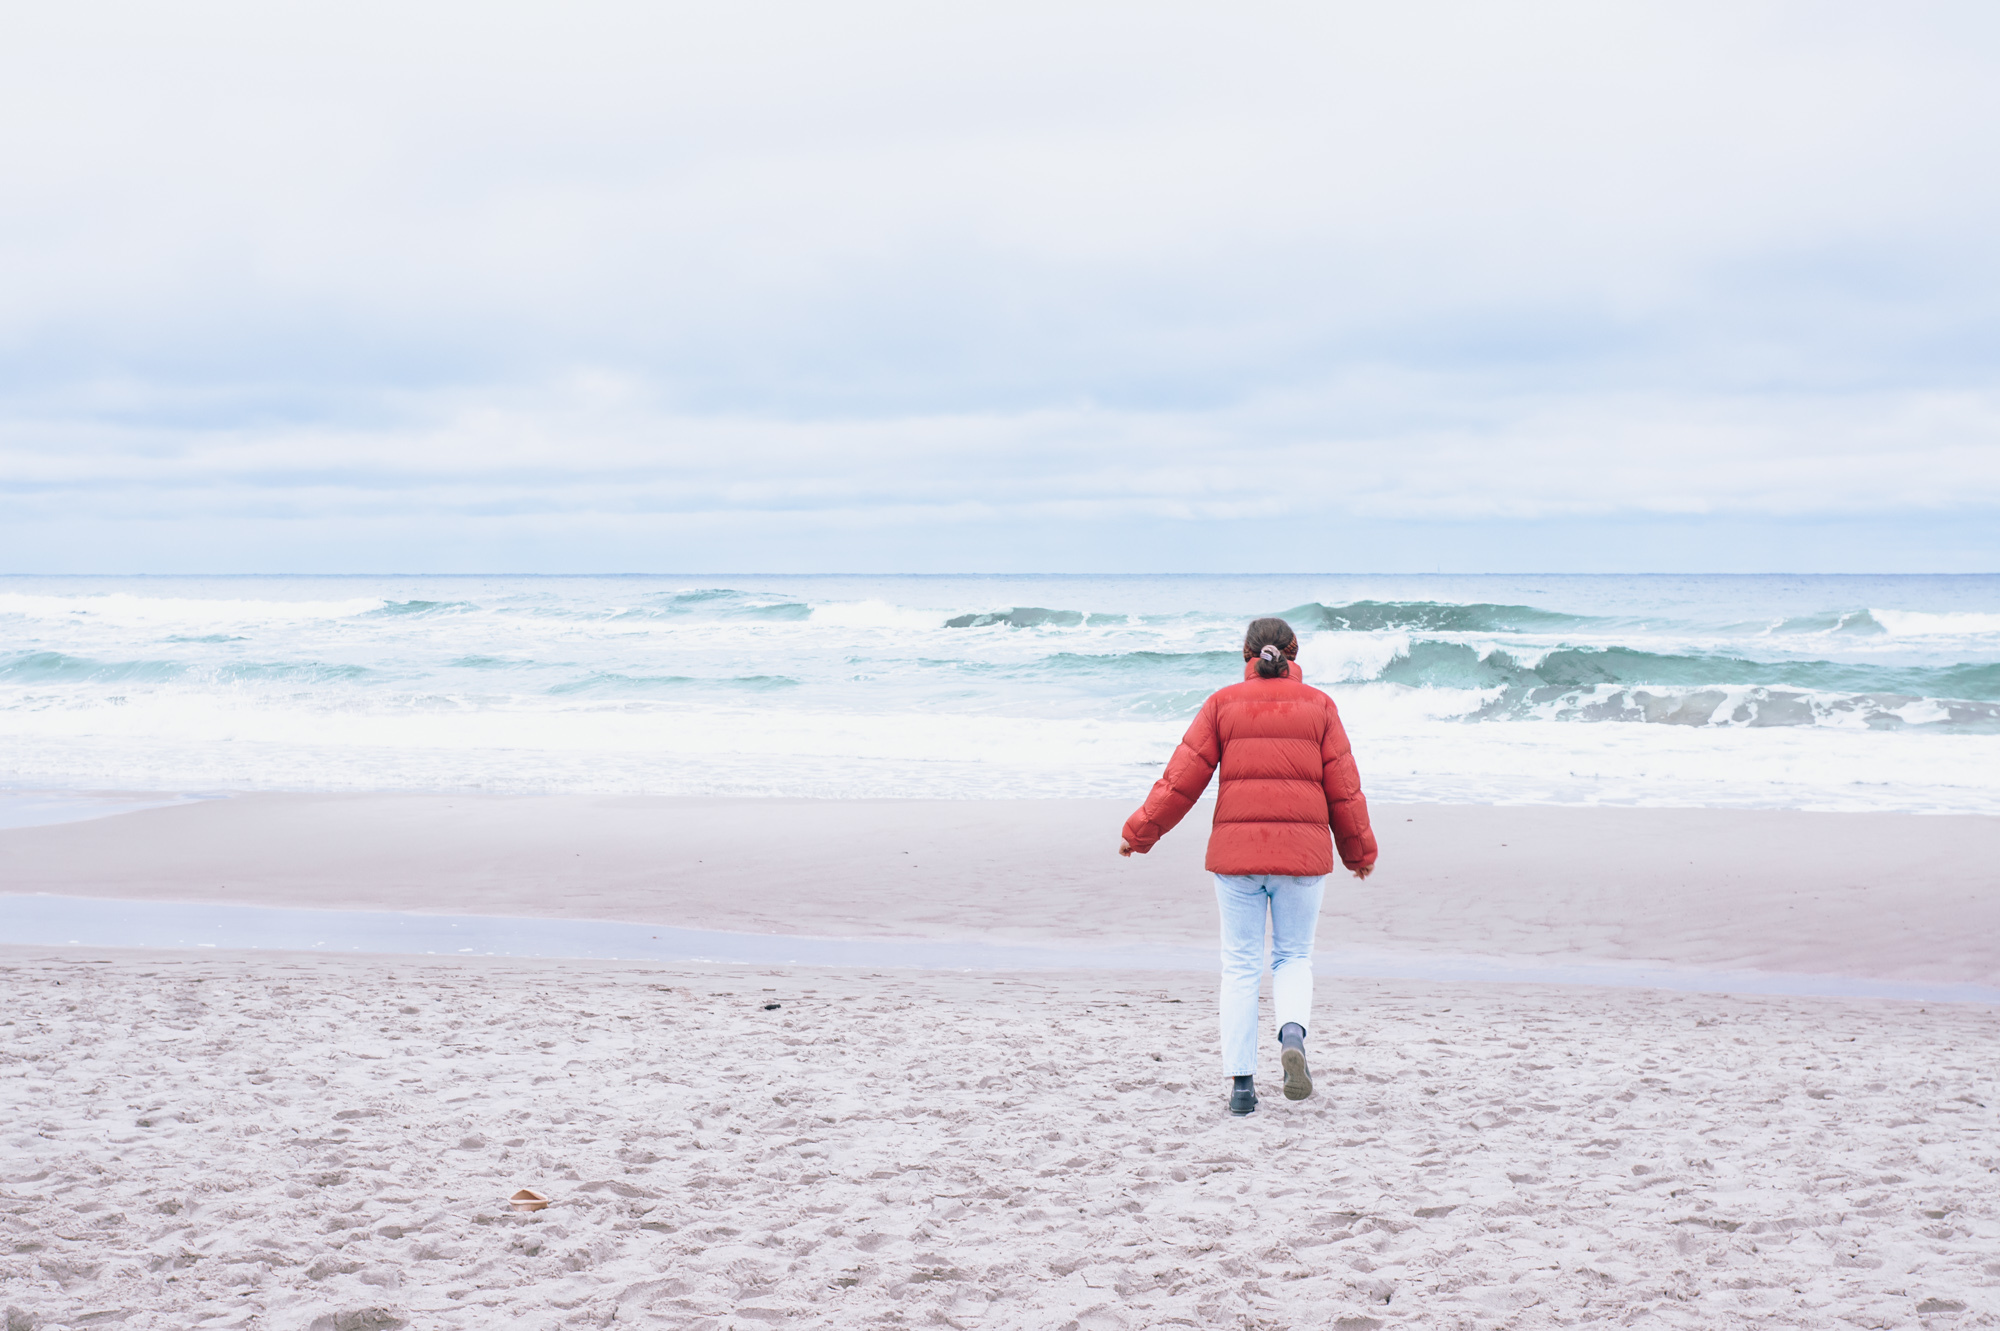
{"left": 1214, "top": 873, "right": 1327, "bottom": 1077}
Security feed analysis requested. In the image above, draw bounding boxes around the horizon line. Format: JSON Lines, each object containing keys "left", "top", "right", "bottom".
{"left": 3, "top": 571, "right": 1997, "bottom": 580}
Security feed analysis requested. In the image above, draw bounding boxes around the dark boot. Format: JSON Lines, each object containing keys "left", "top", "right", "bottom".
{"left": 1279, "top": 1022, "right": 1313, "bottom": 1101}
{"left": 1227, "top": 1074, "right": 1258, "bottom": 1116}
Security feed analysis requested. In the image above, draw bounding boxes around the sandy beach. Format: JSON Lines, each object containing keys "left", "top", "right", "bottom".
{"left": 6, "top": 797, "right": 2000, "bottom": 1327}
{"left": 6, "top": 949, "right": 1999, "bottom": 1329}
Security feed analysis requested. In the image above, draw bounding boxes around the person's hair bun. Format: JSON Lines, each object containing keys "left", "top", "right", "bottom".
{"left": 1245, "top": 617, "right": 1296, "bottom": 678}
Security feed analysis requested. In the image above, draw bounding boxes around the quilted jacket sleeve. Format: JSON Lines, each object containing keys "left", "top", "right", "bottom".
{"left": 1121, "top": 694, "right": 1222, "bottom": 853}
{"left": 1321, "top": 698, "right": 1378, "bottom": 870}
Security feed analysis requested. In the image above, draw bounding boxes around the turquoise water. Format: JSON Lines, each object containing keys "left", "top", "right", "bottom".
{"left": 1, "top": 574, "right": 1996, "bottom": 811}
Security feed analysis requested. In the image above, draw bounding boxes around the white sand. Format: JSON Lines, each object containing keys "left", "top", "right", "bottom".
{"left": 5, "top": 948, "right": 1999, "bottom": 1329}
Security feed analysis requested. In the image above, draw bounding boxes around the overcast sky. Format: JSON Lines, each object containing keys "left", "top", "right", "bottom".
{"left": 3, "top": 1, "right": 1997, "bottom": 573}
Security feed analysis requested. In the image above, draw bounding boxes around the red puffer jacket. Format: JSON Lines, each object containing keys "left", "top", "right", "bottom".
{"left": 1121, "top": 660, "right": 1377, "bottom": 876}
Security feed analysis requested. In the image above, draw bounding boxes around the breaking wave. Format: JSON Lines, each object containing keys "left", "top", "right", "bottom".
{"left": 0, "top": 652, "right": 185, "bottom": 684}
{"left": 1468, "top": 685, "right": 2000, "bottom": 731}
{"left": 1868, "top": 608, "right": 2000, "bottom": 637}
{"left": 364, "top": 599, "right": 479, "bottom": 618}
{"left": 546, "top": 672, "right": 802, "bottom": 697}
{"left": 0, "top": 651, "right": 376, "bottom": 685}
{"left": 1005, "top": 640, "right": 2000, "bottom": 730}
{"left": 1281, "top": 600, "right": 1593, "bottom": 633}
{"left": 1372, "top": 641, "right": 2000, "bottom": 700}
{"left": 945, "top": 607, "right": 1126, "bottom": 628}
{"left": 1035, "top": 649, "right": 1243, "bottom": 676}
{"left": 1760, "top": 609, "right": 1888, "bottom": 635}
{"left": 608, "top": 590, "right": 813, "bottom": 621}
{"left": 940, "top": 600, "right": 1593, "bottom": 633}
{"left": 1370, "top": 641, "right": 2000, "bottom": 731}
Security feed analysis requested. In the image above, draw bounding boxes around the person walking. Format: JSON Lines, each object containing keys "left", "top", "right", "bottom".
{"left": 1119, "top": 617, "right": 1377, "bottom": 1115}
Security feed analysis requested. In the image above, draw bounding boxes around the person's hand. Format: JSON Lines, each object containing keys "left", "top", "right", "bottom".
{"left": 1351, "top": 863, "right": 1374, "bottom": 880}
{"left": 1118, "top": 839, "right": 1134, "bottom": 857}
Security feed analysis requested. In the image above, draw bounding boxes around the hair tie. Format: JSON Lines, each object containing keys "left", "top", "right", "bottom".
{"left": 1259, "top": 645, "right": 1280, "bottom": 662}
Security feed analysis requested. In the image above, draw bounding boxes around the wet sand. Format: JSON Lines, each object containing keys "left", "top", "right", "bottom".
{"left": 6, "top": 793, "right": 2000, "bottom": 983}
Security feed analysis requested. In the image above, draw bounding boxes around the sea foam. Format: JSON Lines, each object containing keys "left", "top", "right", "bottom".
{"left": 2, "top": 574, "right": 1996, "bottom": 813}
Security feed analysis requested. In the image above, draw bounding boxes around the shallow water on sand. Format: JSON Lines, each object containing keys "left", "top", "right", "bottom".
{"left": 7, "top": 894, "right": 1996, "bottom": 1005}
{"left": 0, "top": 789, "right": 204, "bottom": 830}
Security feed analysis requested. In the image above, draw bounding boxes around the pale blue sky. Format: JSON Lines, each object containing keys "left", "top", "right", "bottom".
{"left": 2, "top": 2, "right": 1997, "bottom": 572}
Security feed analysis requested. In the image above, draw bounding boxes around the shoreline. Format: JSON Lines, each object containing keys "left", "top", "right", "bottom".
{"left": 5, "top": 792, "right": 2000, "bottom": 986}
{"left": 10, "top": 907, "right": 2000, "bottom": 1006}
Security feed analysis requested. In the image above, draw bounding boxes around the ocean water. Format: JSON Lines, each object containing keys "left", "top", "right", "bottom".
{"left": 1, "top": 574, "right": 1996, "bottom": 814}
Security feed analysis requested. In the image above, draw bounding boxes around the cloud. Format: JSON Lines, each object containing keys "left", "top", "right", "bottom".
{"left": 8, "top": 374, "right": 1995, "bottom": 521}
{"left": 1, "top": 1, "right": 1997, "bottom": 569}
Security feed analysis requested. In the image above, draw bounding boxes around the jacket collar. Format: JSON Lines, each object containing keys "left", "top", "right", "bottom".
{"left": 1242, "top": 658, "right": 1304, "bottom": 682}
